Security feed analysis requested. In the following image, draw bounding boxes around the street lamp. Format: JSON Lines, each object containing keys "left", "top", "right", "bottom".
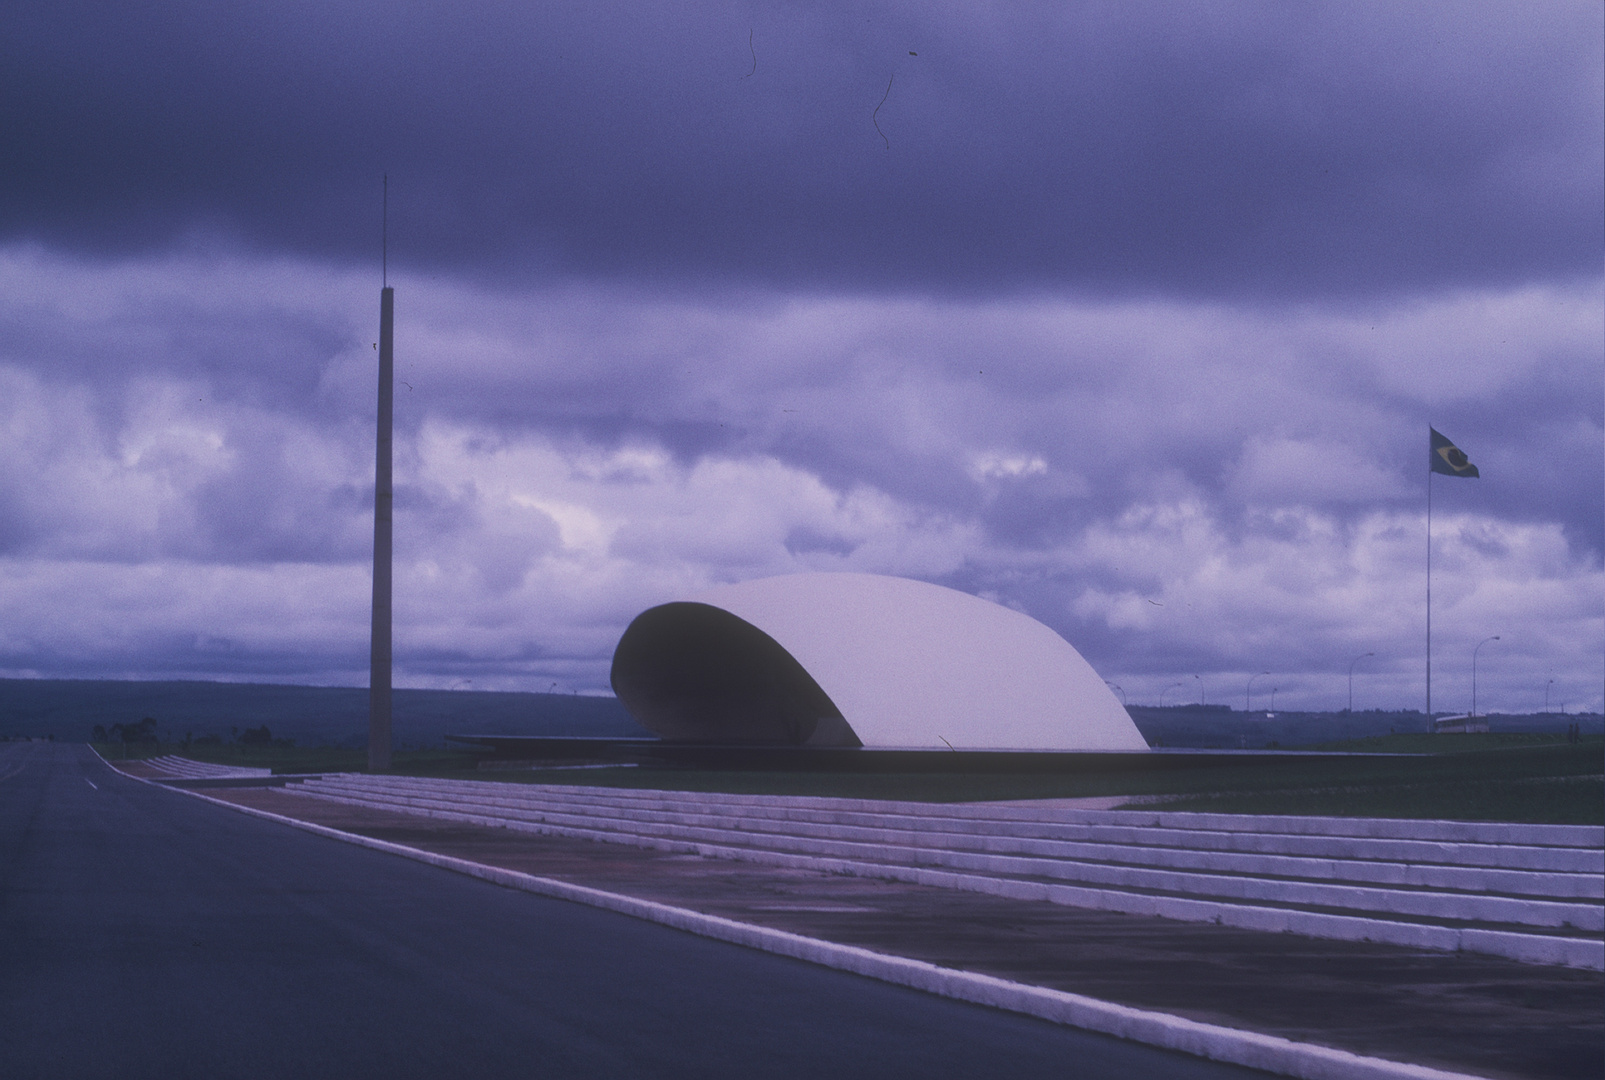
{"left": 1545, "top": 678, "right": 1555, "bottom": 714}
{"left": 1348, "top": 652, "right": 1374, "bottom": 713}
{"left": 1194, "top": 674, "right": 1204, "bottom": 706}
{"left": 1245, "top": 671, "right": 1270, "bottom": 714}
{"left": 1160, "top": 682, "right": 1185, "bottom": 707}
{"left": 1105, "top": 681, "right": 1127, "bottom": 706}
{"left": 1471, "top": 636, "right": 1500, "bottom": 717}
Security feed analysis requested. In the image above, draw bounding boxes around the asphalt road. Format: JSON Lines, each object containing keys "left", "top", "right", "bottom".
{"left": 0, "top": 742, "right": 1271, "bottom": 1080}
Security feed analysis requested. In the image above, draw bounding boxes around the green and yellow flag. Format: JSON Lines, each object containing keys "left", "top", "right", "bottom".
{"left": 1429, "top": 427, "right": 1479, "bottom": 478}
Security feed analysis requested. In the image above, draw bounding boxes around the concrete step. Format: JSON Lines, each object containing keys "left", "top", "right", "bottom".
{"left": 296, "top": 777, "right": 1601, "bottom": 900}
{"left": 280, "top": 778, "right": 1605, "bottom": 969}
{"left": 335, "top": 775, "right": 1605, "bottom": 874}
{"left": 447, "top": 780, "right": 1605, "bottom": 848}
{"left": 288, "top": 780, "right": 1601, "bottom": 930}
{"left": 303, "top": 775, "right": 1605, "bottom": 878}
{"left": 279, "top": 783, "right": 1603, "bottom": 970}
{"left": 143, "top": 755, "right": 272, "bottom": 779}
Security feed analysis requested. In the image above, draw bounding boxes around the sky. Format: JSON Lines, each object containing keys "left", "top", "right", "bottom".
{"left": 1, "top": 0, "right": 1600, "bottom": 716}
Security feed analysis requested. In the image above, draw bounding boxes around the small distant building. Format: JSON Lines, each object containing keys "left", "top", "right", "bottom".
{"left": 1433, "top": 714, "right": 1489, "bottom": 734}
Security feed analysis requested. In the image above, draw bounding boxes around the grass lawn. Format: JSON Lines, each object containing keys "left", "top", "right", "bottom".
{"left": 1300, "top": 731, "right": 1587, "bottom": 754}
{"left": 1152, "top": 775, "right": 1603, "bottom": 824}
{"left": 96, "top": 734, "right": 1604, "bottom": 824}
{"left": 91, "top": 742, "right": 479, "bottom": 777}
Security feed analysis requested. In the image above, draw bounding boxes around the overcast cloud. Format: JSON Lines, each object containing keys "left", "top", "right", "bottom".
{"left": 0, "top": 1, "right": 1600, "bottom": 714}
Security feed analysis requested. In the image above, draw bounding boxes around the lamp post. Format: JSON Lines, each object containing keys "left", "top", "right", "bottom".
{"left": 1194, "top": 674, "right": 1204, "bottom": 706}
{"left": 1348, "top": 652, "right": 1374, "bottom": 713}
{"left": 1160, "top": 682, "right": 1185, "bottom": 707}
{"left": 1105, "top": 681, "right": 1127, "bottom": 706}
{"left": 1545, "top": 678, "right": 1555, "bottom": 714}
{"left": 1471, "top": 636, "right": 1500, "bottom": 717}
{"left": 1245, "top": 671, "right": 1270, "bottom": 714}
{"left": 1270, "top": 687, "right": 1278, "bottom": 714}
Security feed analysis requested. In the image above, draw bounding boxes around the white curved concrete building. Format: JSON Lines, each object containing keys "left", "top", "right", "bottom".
{"left": 610, "top": 572, "right": 1148, "bottom": 751}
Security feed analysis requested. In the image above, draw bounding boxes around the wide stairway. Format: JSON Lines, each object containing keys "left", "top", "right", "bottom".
{"left": 142, "top": 755, "right": 273, "bottom": 779}
{"left": 278, "top": 775, "right": 1605, "bottom": 970}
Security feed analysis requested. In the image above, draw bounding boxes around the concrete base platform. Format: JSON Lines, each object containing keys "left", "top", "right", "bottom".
{"left": 191, "top": 785, "right": 1601, "bottom": 1080}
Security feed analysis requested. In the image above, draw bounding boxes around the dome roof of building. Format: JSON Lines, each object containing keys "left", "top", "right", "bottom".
{"left": 610, "top": 572, "right": 1148, "bottom": 751}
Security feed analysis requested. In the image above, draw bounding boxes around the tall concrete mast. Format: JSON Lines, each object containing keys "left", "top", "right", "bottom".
{"left": 369, "top": 179, "right": 394, "bottom": 772}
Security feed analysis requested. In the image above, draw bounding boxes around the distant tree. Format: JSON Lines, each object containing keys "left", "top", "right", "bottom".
{"left": 109, "top": 717, "right": 159, "bottom": 744}
{"left": 239, "top": 725, "right": 273, "bottom": 746}
{"left": 193, "top": 733, "right": 222, "bottom": 746}
{"left": 92, "top": 724, "right": 108, "bottom": 742}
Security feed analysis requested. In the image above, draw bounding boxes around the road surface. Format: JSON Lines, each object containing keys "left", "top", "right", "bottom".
{"left": 0, "top": 742, "right": 1266, "bottom": 1079}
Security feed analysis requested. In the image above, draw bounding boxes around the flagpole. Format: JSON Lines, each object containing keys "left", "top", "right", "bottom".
{"left": 1424, "top": 425, "right": 1480, "bottom": 731}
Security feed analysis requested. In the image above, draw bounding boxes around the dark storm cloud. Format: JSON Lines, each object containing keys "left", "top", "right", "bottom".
{"left": 2, "top": 0, "right": 1598, "bottom": 298}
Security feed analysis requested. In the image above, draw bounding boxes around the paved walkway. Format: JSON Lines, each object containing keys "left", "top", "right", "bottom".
{"left": 170, "top": 780, "right": 1605, "bottom": 1080}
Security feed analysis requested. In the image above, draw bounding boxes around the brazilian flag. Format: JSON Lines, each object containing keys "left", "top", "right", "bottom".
{"left": 1430, "top": 427, "right": 1479, "bottom": 478}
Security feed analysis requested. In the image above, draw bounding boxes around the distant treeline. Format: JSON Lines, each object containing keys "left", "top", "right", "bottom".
{"left": 1, "top": 677, "right": 1597, "bottom": 750}
{"left": 1126, "top": 705, "right": 1602, "bottom": 749}
{"left": 0, "top": 678, "right": 648, "bottom": 747}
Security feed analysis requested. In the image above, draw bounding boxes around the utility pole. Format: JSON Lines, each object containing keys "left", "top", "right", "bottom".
{"left": 369, "top": 178, "right": 394, "bottom": 773}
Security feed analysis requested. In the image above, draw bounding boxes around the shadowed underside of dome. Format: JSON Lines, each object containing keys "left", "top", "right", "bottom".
{"left": 610, "top": 602, "right": 862, "bottom": 747}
